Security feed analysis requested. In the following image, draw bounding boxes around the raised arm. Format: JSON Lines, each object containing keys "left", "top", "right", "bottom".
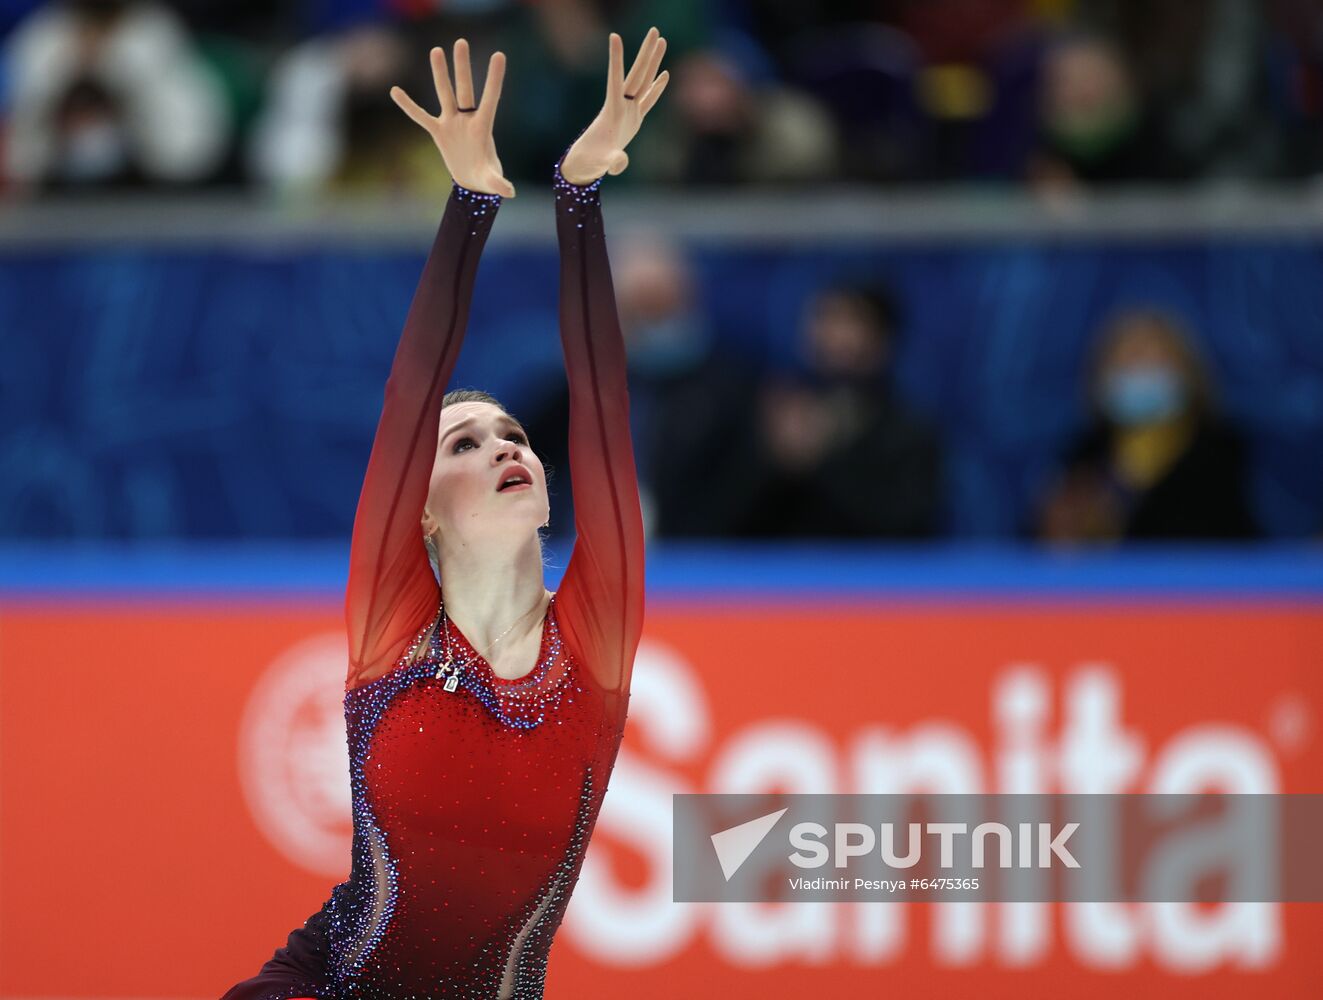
{"left": 344, "top": 40, "right": 514, "bottom": 690}
{"left": 553, "top": 29, "right": 668, "bottom": 699}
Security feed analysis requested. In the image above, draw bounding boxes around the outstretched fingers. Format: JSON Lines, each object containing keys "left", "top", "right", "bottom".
{"left": 453, "top": 38, "right": 475, "bottom": 111}
{"left": 562, "top": 27, "right": 666, "bottom": 183}
{"left": 606, "top": 32, "right": 624, "bottom": 102}
{"left": 390, "top": 85, "right": 434, "bottom": 130}
{"left": 430, "top": 46, "right": 456, "bottom": 116}
{"left": 623, "top": 26, "right": 660, "bottom": 98}
{"left": 639, "top": 34, "right": 666, "bottom": 95}
{"left": 392, "top": 39, "right": 515, "bottom": 196}
{"left": 478, "top": 50, "right": 505, "bottom": 122}
{"left": 637, "top": 69, "right": 669, "bottom": 116}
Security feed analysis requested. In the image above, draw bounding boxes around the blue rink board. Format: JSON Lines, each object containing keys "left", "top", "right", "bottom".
{"left": 0, "top": 542, "right": 1321, "bottom": 601}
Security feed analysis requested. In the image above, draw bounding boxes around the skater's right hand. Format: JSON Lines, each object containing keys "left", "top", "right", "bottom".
{"left": 389, "top": 38, "right": 516, "bottom": 198}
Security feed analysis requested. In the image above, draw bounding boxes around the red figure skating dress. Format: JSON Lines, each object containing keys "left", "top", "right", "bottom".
{"left": 221, "top": 158, "right": 645, "bottom": 999}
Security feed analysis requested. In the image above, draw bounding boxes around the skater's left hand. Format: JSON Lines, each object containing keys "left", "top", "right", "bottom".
{"left": 560, "top": 26, "right": 669, "bottom": 185}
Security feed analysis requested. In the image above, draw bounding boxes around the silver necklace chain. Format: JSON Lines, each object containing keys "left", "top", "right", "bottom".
{"left": 434, "top": 589, "right": 550, "bottom": 691}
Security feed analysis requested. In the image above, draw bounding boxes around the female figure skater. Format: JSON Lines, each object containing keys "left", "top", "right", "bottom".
{"left": 222, "top": 28, "right": 667, "bottom": 1000}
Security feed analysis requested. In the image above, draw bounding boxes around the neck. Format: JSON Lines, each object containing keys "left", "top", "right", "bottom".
{"left": 436, "top": 530, "right": 548, "bottom": 651}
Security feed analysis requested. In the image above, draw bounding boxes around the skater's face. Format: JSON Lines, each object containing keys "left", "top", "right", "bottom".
{"left": 423, "top": 401, "right": 549, "bottom": 549}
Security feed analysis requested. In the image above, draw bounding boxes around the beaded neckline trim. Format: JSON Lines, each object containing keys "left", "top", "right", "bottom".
{"left": 432, "top": 592, "right": 561, "bottom": 690}
{"left": 345, "top": 595, "right": 577, "bottom": 731}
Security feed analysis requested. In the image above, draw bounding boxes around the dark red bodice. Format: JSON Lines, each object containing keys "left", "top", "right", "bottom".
{"left": 326, "top": 591, "right": 627, "bottom": 998}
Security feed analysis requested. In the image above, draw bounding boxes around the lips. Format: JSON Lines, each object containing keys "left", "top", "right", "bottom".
{"left": 496, "top": 464, "right": 533, "bottom": 492}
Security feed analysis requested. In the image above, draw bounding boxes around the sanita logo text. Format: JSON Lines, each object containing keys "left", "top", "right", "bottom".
{"left": 587, "top": 650, "right": 1288, "bottom": 970}
{"left": 789, "top": 821, "right": 1081, "bottom": 869}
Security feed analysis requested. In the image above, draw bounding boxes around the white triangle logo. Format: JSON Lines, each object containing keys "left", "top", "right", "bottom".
{"left": 710, "top": 808, "right": 788, "bottom": 880}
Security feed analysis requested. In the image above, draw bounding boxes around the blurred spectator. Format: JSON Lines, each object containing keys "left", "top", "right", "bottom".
{"left": 630, "top": 44, "right": 840, "bottom": 186}
{"left": 248, "top": 20, "right": 445, "bottom": 197}
{"left": 723, "top": 280, "right": 943, "bottom": 538}
{"left": 523, "top": 229, "right": 760, "bottom": 539}
{"left": 2, "top": 0, "right": 231, "bottom": 194}
{"left": 1028, "top": 31, "right": 1185, "bottom": 190}
{"left": 1037, "top": 308, "right": 1259, "bottom": 543}
{"left": 1080, "top": 0, "right": 1285, "bottom": 181}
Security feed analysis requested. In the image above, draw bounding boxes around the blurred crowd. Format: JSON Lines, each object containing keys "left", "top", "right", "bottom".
{"left": 3, "top": 0, "right": 1323, "bottom": 197}
{"left": 526, "top": 235, "right": 945, "bottom": 541}
{"left": 518, "top": 228, "right": 1272, "bottom": 546}
{"left": 2, "top": 0, "right": 1314, "bottom": 547}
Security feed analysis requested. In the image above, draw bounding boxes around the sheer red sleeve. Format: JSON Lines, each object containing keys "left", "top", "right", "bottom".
{"left": 344, "top": 184, "right": 501, "bottom": 691}
{"left": 549, "top": 157, "right": 647, "bottom": 701}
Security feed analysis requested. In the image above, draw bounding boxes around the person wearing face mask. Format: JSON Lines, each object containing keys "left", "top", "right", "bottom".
{"left": 1037, "top": 308, "right": 1258, "bottom": 543}
{"left": 522, "top": 229, "right": 763, "bottom": 539}
{"left": 3, "top": 0, "right": 230, "bottom": 194}
{"left": 47, "top": 77, "right": 145, "bottom": 189}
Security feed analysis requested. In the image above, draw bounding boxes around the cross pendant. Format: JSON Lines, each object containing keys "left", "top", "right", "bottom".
{"left": 435, "top": 656, "right": 462, "bottom": 692}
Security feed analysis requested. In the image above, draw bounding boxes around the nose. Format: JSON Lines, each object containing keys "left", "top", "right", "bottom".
{"left": 493, "top": 440, "right": 522, "bottom": 464}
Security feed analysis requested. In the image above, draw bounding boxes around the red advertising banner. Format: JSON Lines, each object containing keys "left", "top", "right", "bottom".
{"left": 1, "top": 599, "right": 1320, "bottom": 998}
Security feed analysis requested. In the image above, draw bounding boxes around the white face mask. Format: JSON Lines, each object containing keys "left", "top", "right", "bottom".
{"left": 1100, "top": 364, "right": 1188, "bottom": 425}
{"left": 58, "top": 122, "right": 129, "bottom": 181}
